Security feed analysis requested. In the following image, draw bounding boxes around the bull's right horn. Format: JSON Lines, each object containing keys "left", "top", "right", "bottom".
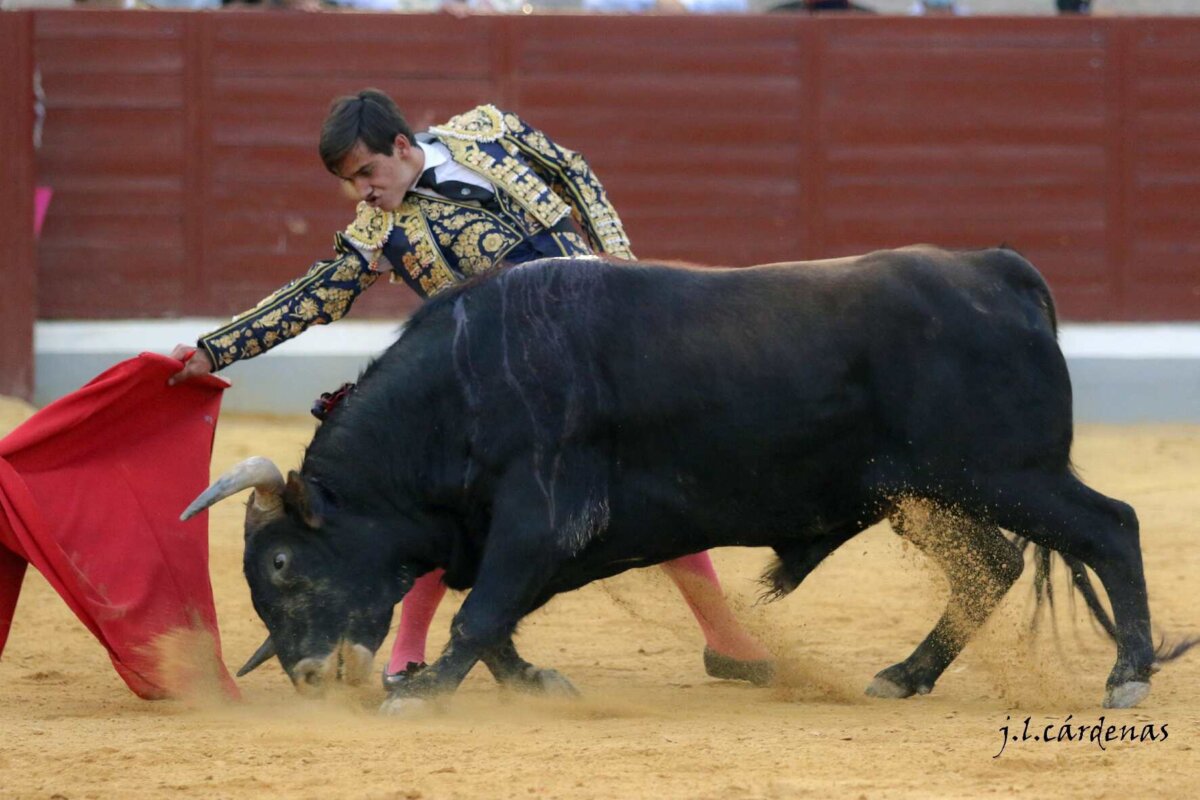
{"left": 236, "top": 636, "right": 277, "bottom": 677}
{"left": 180, "top": 456, "right": 285, "bottom": 522}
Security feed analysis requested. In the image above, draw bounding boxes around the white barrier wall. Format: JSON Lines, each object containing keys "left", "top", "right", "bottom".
{"left": 35, "top": 321, "right": 1200, "bottom": 422}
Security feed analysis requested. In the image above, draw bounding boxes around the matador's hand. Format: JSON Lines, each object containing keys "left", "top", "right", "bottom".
{"left": 168, "top": 345, "right": 214, "bottom": 386}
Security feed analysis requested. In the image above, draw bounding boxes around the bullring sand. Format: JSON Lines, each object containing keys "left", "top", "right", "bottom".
{"left": 1, "top": 403, "right": 1197, "bottom": 799}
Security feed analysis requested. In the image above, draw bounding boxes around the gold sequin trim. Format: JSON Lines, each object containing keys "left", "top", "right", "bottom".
{"left": 392, "top": 199, "right": 460, "bottom": 296}
{"left": 440, "top": 136, "right": 570, "bottom": 230}
{"left": 344, "top": 202, "right": 393, "bottom": 253}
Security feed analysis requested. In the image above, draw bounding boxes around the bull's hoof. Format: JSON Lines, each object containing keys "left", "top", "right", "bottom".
{"left": 703, "top": 647, "right": 775, "bottom": 687}
{"left": 865, "top": 665, "right": 932, "bottom": 699}
{"left": 379, "top": 695, "right": 430, "bottom": 717}
{"left": 865, "top": 676, "right": 912, "bottom": 699}
{"left": 518, "top": 667, "right": 580, "bottom": 697}
{"left": 1103, "top": 681, "right": 1150, "bottom": 709}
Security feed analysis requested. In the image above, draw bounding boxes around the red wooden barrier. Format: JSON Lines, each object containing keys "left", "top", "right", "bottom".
{"left": 0, "top": 12, "right": 36, "bottom": 400}
{"left": 26, "top": 12, "right": 1200, "bottom": 322}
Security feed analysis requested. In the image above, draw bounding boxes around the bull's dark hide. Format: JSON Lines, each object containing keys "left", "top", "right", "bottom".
{"left": 219, "top": 246, "right": 1190, "bottom": 710}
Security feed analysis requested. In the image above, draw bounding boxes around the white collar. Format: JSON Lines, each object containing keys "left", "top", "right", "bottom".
{"left": 417, "top": 139, "right": 449, "bottom": 174}
{"left": 408, "top": 138, "right": 494, "bottom": 198}
{"left": 407, "top": 140, "right": 451, "bottom": 193}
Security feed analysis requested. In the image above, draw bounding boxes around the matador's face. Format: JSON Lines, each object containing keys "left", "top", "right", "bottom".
{"left": 335, "top": 135, "right": 423, "bottom": 213}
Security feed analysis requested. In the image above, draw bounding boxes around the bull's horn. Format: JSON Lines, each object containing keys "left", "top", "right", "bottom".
{"left": 236, "top": 636, "right": 277, "bottom": 678}
{"left": 180, "top": 456, "right": 285, "bottom": 522}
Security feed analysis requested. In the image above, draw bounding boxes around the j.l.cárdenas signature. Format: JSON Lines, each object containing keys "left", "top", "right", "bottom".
{"left": 994, "top": 715, "right": 1169, "bottom": 758}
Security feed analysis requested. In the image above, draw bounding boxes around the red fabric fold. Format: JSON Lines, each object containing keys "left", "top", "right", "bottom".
{"left": 0, "top": 353, "right": 239, "bottom": 700}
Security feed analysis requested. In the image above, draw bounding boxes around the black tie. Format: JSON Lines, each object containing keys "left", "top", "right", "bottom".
{"left": 416, "top": 168, "right": 492, "bottom": 203}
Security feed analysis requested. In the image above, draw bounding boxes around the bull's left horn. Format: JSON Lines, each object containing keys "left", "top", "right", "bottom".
{"left": 181, "top": 456, "right": 285, "bottom": 522}
{"left": 236, "top": 636, "right": 277, "bottom": 678}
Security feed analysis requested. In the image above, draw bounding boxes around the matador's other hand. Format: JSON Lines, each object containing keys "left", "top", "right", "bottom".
{"left": 168, "top": 345, "right": 214, "bottom": 386}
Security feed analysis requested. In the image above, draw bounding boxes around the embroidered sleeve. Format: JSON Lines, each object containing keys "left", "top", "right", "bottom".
{"left": 499, "top": 111, "right": 635, "bottom": 260}
{"left": 197, "top": 233, "right": 380, "bottom": 371}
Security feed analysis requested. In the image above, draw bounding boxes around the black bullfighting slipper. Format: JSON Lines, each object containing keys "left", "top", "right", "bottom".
{"left": 381, "top": 660, "right": 428, "bottom": 693}
{"left": 703, "top": 647, "right": 775, "bottom": 687}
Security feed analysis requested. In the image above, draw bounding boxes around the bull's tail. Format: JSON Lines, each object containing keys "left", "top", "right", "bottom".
{"left": 1018, "top": 539, "right": 1116, "bottom": 638}
{"left": 1014, "top": 538, "right": 1200, "bottom": 666}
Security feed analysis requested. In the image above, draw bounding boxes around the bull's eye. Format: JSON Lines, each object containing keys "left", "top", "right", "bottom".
{"left": 266, "top": 548, "right": 293, "bottom": 589}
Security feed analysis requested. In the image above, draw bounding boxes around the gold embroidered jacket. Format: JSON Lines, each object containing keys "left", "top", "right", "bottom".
{"left": 198, "top": 104, "right": 634, "bottom": 371}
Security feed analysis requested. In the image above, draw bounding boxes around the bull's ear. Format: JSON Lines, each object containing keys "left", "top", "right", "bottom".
{"left": 283, "top": 471, "right": 324, "bottom": 529}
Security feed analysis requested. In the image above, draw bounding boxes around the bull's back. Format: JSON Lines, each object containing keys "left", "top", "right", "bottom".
{"left": 450, "top": 248, "right": 1067, "bottom": 449}
{"left": 413, "top": 248, "right": 1072, "bottom": 541}
{"left": 593, "top": 246, "right": 1061, "bottom": 419}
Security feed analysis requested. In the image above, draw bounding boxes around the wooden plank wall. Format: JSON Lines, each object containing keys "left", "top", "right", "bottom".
{"left": 28, "top": 11, "right": 1200, "bottom": 321}
{"left": 0, "top": 12, "right": 36, "bottom": 400}
{"left": 507, "top": 16, "right": 811, "bottom": 267}
{"left": 1124, "top": 19, "right": 1200, "bottom": 318}
{"left": 815, "top": 18, "right": 1117, "bottom": 317}
{"left": 34, "top": 11, "right": 192, "bottom": 319}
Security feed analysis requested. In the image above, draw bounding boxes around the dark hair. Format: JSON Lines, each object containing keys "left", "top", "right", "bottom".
{"left": 318, "top": 89, "right": 416, "bottom": 174}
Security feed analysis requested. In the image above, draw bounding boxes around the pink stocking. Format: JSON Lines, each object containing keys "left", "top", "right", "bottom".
{"left": 660, "top": 552, "right": 770, "bottom": 661}
{"left": 386, "top": 568, "right": 447, "bottom": 673}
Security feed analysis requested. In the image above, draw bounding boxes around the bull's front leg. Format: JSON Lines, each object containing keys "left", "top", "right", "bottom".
{"left": 377, "top": 607, "right": 489, "bottom": 712}
{"left": 481, "top": 637, "right": 579, "bottom": 697}
{"left": 379, "top": 585, "right": 559, "bottom": 715}
{"left": 381, "top": 478, "right": 575, "bottom": 714}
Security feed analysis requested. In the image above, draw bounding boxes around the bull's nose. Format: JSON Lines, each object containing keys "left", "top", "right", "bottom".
{"left": 292, "top": 657, "right": 332, "bottom": 695}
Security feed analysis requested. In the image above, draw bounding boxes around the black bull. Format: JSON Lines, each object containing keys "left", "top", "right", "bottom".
{"left": 185, "top": 245, "right": 1190, "bottom": 709}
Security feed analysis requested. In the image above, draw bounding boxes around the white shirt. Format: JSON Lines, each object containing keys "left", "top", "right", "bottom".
{"left": 409, "top": 140, "right": 495, "bottom": 200}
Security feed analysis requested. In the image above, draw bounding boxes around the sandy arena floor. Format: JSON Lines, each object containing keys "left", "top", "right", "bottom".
{"left": 1, "top": 398, "right": 1197, "bottom": 799}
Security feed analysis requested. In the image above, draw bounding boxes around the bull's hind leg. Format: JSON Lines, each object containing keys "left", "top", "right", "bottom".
{"left": 868, "top": 504, "right": 1023, "bottom": 699}
{"left": 977, "top": 471, "right": 1153, "bottom": 708}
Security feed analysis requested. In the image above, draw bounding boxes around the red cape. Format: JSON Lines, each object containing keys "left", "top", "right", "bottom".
{"left": 0, "top": 354, "right": 238, "bottom": 700}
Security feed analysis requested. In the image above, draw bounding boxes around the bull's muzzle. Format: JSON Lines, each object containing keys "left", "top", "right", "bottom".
{"left": 289, "top": 643, "right": 375, "bottom": 695}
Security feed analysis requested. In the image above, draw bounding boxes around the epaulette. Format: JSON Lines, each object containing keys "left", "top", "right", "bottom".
{"left": 343, "top": 201, "right": 393, "bottom": 252}
{"left": 429, "top": 104, "right": 508, "bottom": 144}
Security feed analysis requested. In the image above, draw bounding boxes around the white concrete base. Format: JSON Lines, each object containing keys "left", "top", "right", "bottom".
{"left": 34, "top": 320, "right": 1200, "bottom": 422}
{"left": 35, "top": 319, "right": 399, "bottom": 415}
